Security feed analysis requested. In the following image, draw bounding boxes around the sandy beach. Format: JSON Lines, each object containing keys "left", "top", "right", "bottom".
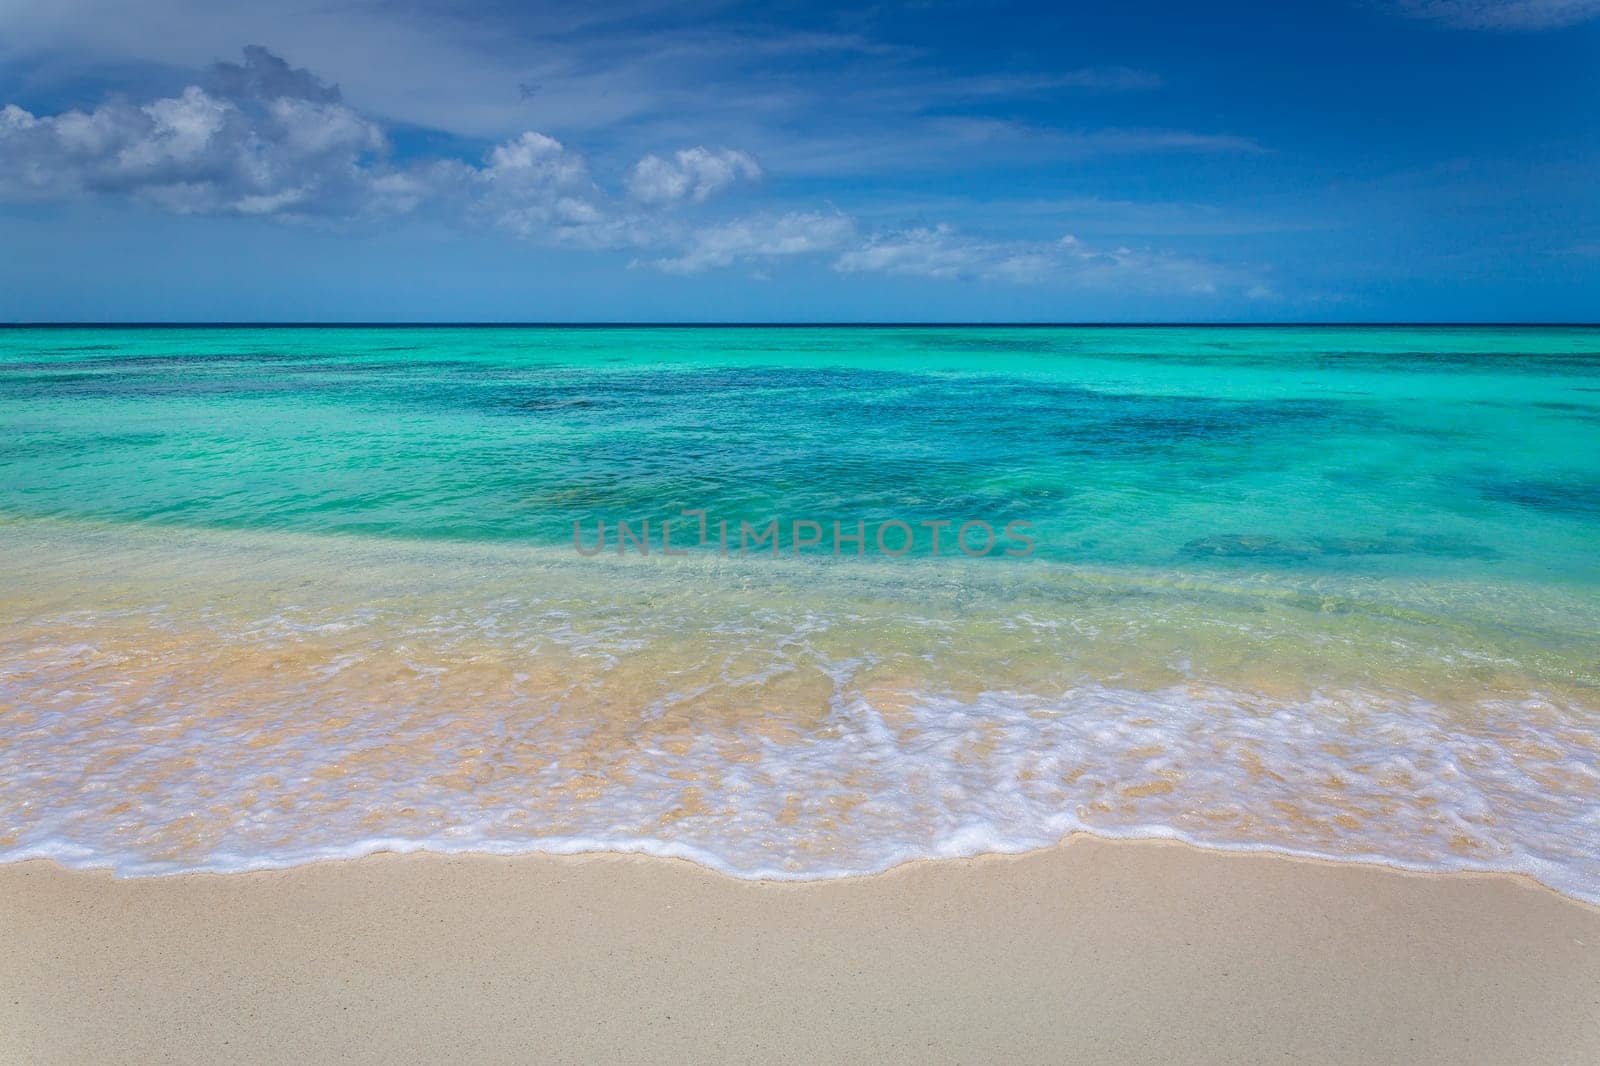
{"left": 5, "top": 836, "right": 1597, "bottom": 1064}
{"left": 5, "top": 0, "right": 1599, "bottom": 1052}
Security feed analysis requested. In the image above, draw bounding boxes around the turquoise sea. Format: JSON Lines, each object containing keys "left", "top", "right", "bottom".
{"left": 1, "top": 326, "right": 1597, "bottom": 896}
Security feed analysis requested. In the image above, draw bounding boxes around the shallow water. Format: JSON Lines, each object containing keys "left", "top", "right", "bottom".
{"left": 1, "top": 326, "right": 1597, "bottom": 896}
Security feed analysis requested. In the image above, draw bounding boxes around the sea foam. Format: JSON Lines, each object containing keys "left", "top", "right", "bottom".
{"left": 4, "top": 642, "right": 1597, "bottom": 899}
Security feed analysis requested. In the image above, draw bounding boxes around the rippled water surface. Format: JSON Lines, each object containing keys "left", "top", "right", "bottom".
{"left": 1, "top": 326, "right": 1597, "bottom": 896}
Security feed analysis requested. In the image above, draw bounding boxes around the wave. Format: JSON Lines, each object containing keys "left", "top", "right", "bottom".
{"left": 4, "top": 671, "right": 1596, "bottom": 899}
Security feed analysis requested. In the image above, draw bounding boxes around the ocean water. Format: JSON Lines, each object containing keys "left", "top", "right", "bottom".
{"left": 1, "top": 325, "right": 1597, "bottom": 897}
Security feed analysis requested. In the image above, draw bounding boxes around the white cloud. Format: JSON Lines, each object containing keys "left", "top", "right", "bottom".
{"left": 646, "top": 211, "right": 856, "bottom": 273}
{"left": 1391, "top": 0, "right": 1600, "bottom": 28}
{"left": 0, "top": 1, "right": 1242, "bottom": 191}
{"left": 833, "top": 225, "right": 1052, "bottom": 282}
{"left": 635, "top": 215, "right": 1258, "bottom": 299}
{"left": 626, "top": 147, "right": 761, "bottom": 205}
{"left": 834, "top": 227, "right": 1241, "bottom": 292}
{"left": 483, "top": 131, "right": 590, "bottom": 188}
{"left": 0, "top": 47, "right": 1263, "bottom": 301}
{"left": 0, "top": 82, "right": 386, "bottom": 215}
{"left": 467, "top": 132, "right": 609, "bottom": 243}
{"left": 460, "top": 135, "right": 764, "bottom": 250}
{"left": 0, "top": 49, "right": 738, "bottom": 248}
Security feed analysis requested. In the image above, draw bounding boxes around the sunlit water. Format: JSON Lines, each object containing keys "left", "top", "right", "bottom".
{"left": 1, "top": 326, "right": 1597, "bottom": 897}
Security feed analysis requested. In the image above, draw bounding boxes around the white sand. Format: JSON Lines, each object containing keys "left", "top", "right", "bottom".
{"left": 5, "top": 836, "right": 1599, "bottom": 1064}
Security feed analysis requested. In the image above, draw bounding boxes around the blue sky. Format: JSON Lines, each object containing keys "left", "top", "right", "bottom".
{"left": 1, "top": 0, "right": 1596, "bottom": 321}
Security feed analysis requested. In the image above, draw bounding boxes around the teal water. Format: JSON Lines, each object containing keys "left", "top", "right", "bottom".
{"left": 1, "top": 326, "right": 1598, "bottom": 894}
{"left": 3, "top": 325, "right": 1598, "bottom": 580}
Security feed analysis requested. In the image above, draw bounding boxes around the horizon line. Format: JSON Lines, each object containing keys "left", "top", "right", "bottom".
{"left": 3, "top": 321, "right": 1599, "bottom": 329}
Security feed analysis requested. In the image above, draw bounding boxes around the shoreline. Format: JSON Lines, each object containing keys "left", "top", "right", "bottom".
{"left": 13, "top": 828, "right": 1600, "bottom": 910}
{"left": 8, "top": 511, "right": 1599, "bottom": 903}
{"left": 7, "top": 836, "right": 1599, "bottom": 1064}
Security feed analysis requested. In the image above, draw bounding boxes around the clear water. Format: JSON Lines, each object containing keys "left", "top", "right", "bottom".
{"left": 1, "top": 326, "right": 1597, "bottom": 896}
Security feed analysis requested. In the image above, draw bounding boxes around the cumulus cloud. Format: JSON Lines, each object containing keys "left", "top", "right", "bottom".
{"left": 0, "top": 80, "right": 386, "bottom": 215}
{"left": 0, "top": 47, "right": 1261, "bottom": 300}
{"left": 483, "top": 131, "right": 589, "bottom": 189}
{"left": 462, "top": 131, "right": 663, "bottom": 249}
{"left": 626, "top": 147, "right": 761, "bottom": 206}
{"left": 1391, "top": 0, "right": 1600, "bottom": 28}
{"left": 0, "top": 48, "right": 722, "bottom": 243}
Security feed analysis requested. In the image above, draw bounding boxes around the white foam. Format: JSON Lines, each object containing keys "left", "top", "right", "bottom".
{"left": 3, "top": 675, "right": 1597, "bottom": 901}
{"left": 3, "top": 519, "right": 1597, "bottom": 901}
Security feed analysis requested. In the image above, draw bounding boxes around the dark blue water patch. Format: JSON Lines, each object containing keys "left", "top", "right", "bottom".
{"left": 1339, "top": 348, "right": 1591, "bottom": 366}
{"left": 1, "top": 355, "right": 1368, "bottom": 465}
{"left": 850, "top": 376, "right": 1353, "bottom": 439}
{"left": 0, "top": 370, "right": 120, "bottom": 388}
{"left": 0, "top": 369, "right": 326, "bottom": 400}
{"left": 1327, "top": 533, "right": 1500, "bottom": 559}
{"left": 1531, "top": 402, "right": 1600, "bottom": 424}
{"left": 902, "top": 332, "right": 1061, "bottom": 354}
{"left": 1310, "top": 349, "right": 1600, "bottom": 375}
{"left": 1072, "top": 346, "right": 1600, "bottom": 378}
{"left": 503, "top": 396, "right": 602, "bottom": 412}
{"left": 1003, "top": 393, "right": 1348, "bottom": 457}
{"left": 0, "top": 429, "right": 170, "bottom": 460}
{"left": 1182, "top": 535, "right": 1323, "bottom": 561}
{"left": 600, "top": 365, "right": 920, "bottom": 393}
{"left": 0, "top": 354, "right": 382, "bottom": 399}
{"left": 0, "top": 350, "right": 299, "bottom": 371}
{"left": 448, "top": 372, "right": 1367, "bottom": 493}
{"left": 465, "top": 365, "right": 926, "bottom": 418}
{"left": 1471, "top": 399, "right": 1600, "bottom": 416}
{"left": 1181, "top": 532, "right": 1499, "bottom": 561}
{"left": 1478, "top": 476, "right": 1600, "bottom": 518}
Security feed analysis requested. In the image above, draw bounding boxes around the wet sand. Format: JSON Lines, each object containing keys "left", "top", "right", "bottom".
{"left": 4, "top": 836, "right": 1598, "bottom": 1064}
